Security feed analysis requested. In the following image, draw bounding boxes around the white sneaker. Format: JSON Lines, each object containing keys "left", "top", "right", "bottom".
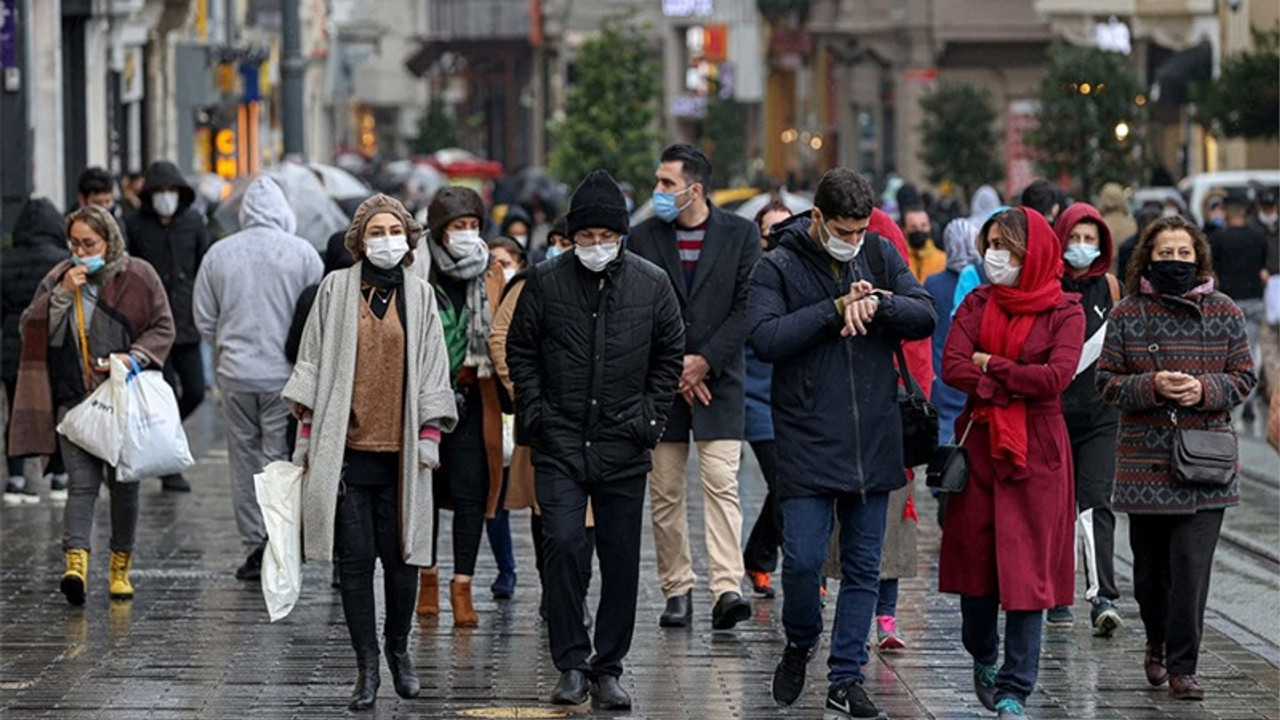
{"left": 48, "top": 474, "right": 69, "bottom": 502}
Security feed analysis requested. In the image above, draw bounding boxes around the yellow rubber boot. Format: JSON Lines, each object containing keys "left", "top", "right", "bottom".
{"left": 61, "top": 549, "right": 89, "bottom": 606}
{"left": 108, "top": 551, "right": 134, "bottom": 600}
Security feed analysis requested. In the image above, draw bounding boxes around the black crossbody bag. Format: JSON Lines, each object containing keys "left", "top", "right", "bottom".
{"left": 1137, "top": 302, "right": 1236, "bottom": 486}
{"left": 862, "top": 236, "right": 939, "bottom": 468}
{"left": 925, "top": 416, "right": 974, "bottom": 493}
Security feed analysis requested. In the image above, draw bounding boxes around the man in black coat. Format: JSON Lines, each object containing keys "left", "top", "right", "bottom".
{"left": 121, "top": 160, "right": 210, "bottom": 491}
{"left": 2, "top": 198, "right": 71, "bottom": 503}
{"left": 627, "top": 143, "right": 761, "bottom": 630}
{"left": 507, "top": 169, "right": 684, "bottom": 710}
{"left": 749, "top": 168, "right": 935, "bottom": 719}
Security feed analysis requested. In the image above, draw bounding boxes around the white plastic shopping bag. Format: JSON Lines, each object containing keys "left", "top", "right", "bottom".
{"left": 255, "top": 461, "right": 305, "bottom": 621}
{"left": 55, "top": 354, "right": 128, "bottom": 464}
{"left": 116, "top": 360, "right": 195, "bottom": 482}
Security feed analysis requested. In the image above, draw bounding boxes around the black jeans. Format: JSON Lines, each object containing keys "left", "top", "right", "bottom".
{"left": 1129, "top": 509, "right": 1224, "bottom": 675}
{"left": 1069, "top": 420, "right": 1120, "bottom": 602}
{"left": 433, "top": 384, "right": 489, "bottom": 576}
{"left": 536, "top": 463, "right": 645, "bottom": 679}
{"left": 334, "top": 479, "right": 418, "bottom": 657}
{"left": 742, "top": 440, "right": 782, "bottom": 574}
{"left": 961, "top": 594, "right": 1044, "bottom": 706}
{"left": 164, "top": 342, "right": 206, "bottom": 419}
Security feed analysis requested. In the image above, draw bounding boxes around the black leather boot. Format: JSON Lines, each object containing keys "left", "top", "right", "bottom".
{"left": 384, "top": 637, "right": 420, "bottom": 699}
{"left": 349, "top": 649, "right": 380, "bottom": 711}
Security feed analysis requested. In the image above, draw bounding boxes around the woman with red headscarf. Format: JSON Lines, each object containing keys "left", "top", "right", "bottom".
{"left": 939, "top": 207, "right": 1085, "bottom": 720}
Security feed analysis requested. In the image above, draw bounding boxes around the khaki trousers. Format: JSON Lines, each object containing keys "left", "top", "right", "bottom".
{"left": 648, "top": 440, "right": 745, "bottom": 599}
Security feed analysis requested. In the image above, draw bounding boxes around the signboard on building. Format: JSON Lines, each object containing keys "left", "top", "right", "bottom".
{"left": 1005, "top": 99, "right": 1040, "bottom": 201}
{"left": 1, "top": 0, "right": 18, "bottom": 70}
{"left": 663, "top": 0, "right": 712, "bottom": 17}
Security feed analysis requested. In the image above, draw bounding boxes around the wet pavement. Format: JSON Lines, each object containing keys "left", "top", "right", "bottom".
{"left": 1, "top": 400, "right": 1278, "bottom": 719}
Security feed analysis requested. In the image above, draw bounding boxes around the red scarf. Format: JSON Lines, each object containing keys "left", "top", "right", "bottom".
{"left": 976, "top": 208, "right": 1064, "bottom": 468}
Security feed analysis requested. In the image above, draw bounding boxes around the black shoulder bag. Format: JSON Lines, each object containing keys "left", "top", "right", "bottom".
{"left": 862, "top": 235, "right": 939, "bottom": 468}
{"left": 926, "top": 417, "right": 974, "bottom": 493}
{"left": 1137, "top": 302, "right": 1236, "bottom": 486}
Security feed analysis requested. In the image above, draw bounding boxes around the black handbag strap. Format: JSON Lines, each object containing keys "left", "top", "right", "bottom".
{"left": 862, "top": 234, "right": 927, "bottom": 402}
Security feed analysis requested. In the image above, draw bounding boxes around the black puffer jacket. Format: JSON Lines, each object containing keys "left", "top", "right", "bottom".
{"left": 2, "top": 198, "right": 68, "bottom": 383}
{"left": 506, "top": 248, "right": 684, "bottom": 482}
{"left": 121, "top": 161, "right": 209, "bottom": 344}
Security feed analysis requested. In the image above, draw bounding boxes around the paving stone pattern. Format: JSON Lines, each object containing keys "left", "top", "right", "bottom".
{"left": 1, "top": 406, "right": 1277, "bottom": 719}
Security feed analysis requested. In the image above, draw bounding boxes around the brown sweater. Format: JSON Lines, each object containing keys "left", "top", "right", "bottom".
{"left": 346, "top": 290, "right": 406, "bottom": 451}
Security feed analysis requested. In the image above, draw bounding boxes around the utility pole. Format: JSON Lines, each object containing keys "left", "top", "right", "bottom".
{"left": 281, "top": 0, "right": 305, "bottom": 159}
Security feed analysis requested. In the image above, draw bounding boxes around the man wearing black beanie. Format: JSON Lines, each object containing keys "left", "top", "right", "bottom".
{"left": 506, "top": 169, "right": 685, "bottom": 710}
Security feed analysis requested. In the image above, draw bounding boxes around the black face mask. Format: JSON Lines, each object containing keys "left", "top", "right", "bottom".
{"left": 907, "top": 231, "right": 929, "bottom": 250}
{"left": 1147, "top": 260, "right": 1199, "bottom": 296}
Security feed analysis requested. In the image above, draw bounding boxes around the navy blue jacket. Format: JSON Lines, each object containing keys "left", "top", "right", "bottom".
{"left": 747, "top": 215, "right": 936, "bottom": 499}
{"left": 923, "top": 268, "right": 966, "bottom": 440}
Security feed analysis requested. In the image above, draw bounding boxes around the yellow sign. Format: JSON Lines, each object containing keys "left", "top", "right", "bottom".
{"left": 215, "top": 129, "right": 236, "bottom": 156}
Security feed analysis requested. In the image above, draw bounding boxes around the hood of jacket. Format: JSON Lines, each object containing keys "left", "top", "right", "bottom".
{"left": 13, "top": 197, "right": 66, "bottom": 250}
{"left": 943, "top": 218, "right": 980, "bottom": 272}
{"left": 139, "top": 161, "right": 196, "bottom": 216}
{"left": 1096, "top": 182, "right": 1128, "bottom": 214}
{"left": 969, "top": 185, "right": 1002, "bottom": 224}
{"left": 238, "top": 175, "right": 297, "bottom": 234}
{"left": 1053, "top": 202, "right": 1113, "bottom": 280}
{"left": 500, "top": 204, "right": 533, "bottom": 236}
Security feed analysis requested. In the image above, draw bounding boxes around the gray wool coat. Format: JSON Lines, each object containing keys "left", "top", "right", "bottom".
{"left": 282, "top": 264, "right": 457, "bottom": 565}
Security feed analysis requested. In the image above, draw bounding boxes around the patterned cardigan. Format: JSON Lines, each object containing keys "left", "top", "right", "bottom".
{"left": 1096, "top": 285, "right": 1256, "bottom": 515}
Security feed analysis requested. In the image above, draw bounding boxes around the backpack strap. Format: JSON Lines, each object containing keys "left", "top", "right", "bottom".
{"left": 862, "top": 231, "right": 890, "bottom": 290}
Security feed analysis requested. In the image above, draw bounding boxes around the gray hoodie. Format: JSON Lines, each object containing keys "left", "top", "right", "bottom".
{"left": 194, "top": 176, "right": 323, "bottom": 393}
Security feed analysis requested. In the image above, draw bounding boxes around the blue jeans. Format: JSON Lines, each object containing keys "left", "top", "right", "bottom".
{"left": 961, "top": 594, "right": 1043, "bottom": 705}
{"left": 781, "top": 491, "right": 889, "bottom": 687}
{"left": 875, "top": 578, "right": 899, "bottom": 617}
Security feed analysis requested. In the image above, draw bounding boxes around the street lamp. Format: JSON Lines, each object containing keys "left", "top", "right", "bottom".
{"left": 1114, "top": 121, "right": 1130, "bottom": 142}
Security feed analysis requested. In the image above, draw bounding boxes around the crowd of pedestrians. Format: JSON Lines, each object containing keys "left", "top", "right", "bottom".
{"left": 1, "top": 153, "right": 1272, "bottom": 720}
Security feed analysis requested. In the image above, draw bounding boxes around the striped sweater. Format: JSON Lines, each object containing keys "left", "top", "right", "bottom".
{"left": 1096, "top": 286, "right": 1256, "bottom": 514}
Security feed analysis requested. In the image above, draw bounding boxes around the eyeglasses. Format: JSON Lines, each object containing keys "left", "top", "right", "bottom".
{"left": 68, "top": 239, "right": 105, "bottom": 252}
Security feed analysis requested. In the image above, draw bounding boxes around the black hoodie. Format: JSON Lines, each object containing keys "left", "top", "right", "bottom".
{"left": 2, "top": 198, "right": 70, "bottom": 382}
{"left": 121, "top": 161, "right": 209, "bottom": 344}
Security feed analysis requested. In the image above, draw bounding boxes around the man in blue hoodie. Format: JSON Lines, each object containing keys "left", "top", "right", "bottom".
{"left": 194, "top": 176, "right": 323, "bottom": 580}
{"left": 748, "top": 168, "right": 935, "bottom": 719}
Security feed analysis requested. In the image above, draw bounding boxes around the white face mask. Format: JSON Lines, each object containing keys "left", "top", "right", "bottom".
{"left": 984, "top": 248, "right": 1022, "bottom": 287}
{"left": 152, "top": 191, "right": 180, "bottom": 217}
{"left": 502, "top": 267, "right": 517, "bottom": 284}
{"left": 577, "top": 242, "right": 620, "bottom": 272}
{"left": 512, "top": 234, "right": 529, "bottom": 248}
{"left": 366, "top": 234, "right": 409, "bottom": 269}
{"left": 816, "top": 214, "right": 861, "bottom": 262}
{"left": 445, "top": 228, "right": 486, "bottom": 260}
{"left": 1259, "top": 210, "right": 1278, "bottom": 225}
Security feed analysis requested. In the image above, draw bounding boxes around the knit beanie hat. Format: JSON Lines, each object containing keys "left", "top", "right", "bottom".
{"left": 567, "top": 170, "right": 629, "bottom": 238}
{"left": 427, "top": 185, "right": 486, "bottom": 243}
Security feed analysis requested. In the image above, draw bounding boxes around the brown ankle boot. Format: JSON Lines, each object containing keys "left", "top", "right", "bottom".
{"left": 450, "top": 577, "right": 479, "bottom": 627}
{"left": 415, "top": 568, "right": 439, "bottom": 617}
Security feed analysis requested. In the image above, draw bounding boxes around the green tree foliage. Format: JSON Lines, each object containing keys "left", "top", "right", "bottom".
{"left": 548, "top": 17, "right": 661, "bottom": 199}
{"left": 699, "top": 97, "right": 748, "bottom": 188}
{"left": 1026, "top": 43, "right": 1145, "bottom": 199}
{"left": 1194, "top": 28, "right": 1280, "bottom": 140}
{"left": 918, "top": 83, "right": 1004, "bottom": 197}
{"left": 413, "top": 96, "right": 458, "bottom": 155}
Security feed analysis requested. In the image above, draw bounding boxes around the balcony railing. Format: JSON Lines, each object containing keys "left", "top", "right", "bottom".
{"left": 426, "top": 0, "right": 531, "bottom": 41}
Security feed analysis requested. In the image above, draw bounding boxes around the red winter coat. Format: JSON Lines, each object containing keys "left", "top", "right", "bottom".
{"left": 937, "top": 286, "right": 1083, "bottom": 611}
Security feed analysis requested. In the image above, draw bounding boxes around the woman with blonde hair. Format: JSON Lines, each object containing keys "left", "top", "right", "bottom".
{"left": 10, "top": 205, "right": 174, "bottom": 606}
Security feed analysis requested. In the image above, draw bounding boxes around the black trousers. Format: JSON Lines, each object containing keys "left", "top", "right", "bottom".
{"left": 432, "top": 384, "right": 489, "bottom": 576}
{"left": 1069, "top": 421, "right": 1120, "bottom": 601}
{"left": 536, "top": 463, "right": 645, "bottom": 679}
{"left": 743, "top": 440, "right": 783, "bottom": 574}
{"left": 164, "top": 342, "right": 206, "bottom": 419}
{"left": 334, "top": 479, "right": 418, "bottom": 657}
{"left": 1128, "top": 509, "right": 1224, "bottom": 675}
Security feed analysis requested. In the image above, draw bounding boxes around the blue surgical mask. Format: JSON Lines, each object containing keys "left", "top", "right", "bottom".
{"left": 544, "top": 245, "right": 566, "bottom": 261}
{"left": 73, "top": 254, "right": 106, "bottom": 274}
{"left": 653, "top": 186, "right": 694, "bottom": 223}
{"left": 1063, "top": 243, "right": 1101, "bottom": 270}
